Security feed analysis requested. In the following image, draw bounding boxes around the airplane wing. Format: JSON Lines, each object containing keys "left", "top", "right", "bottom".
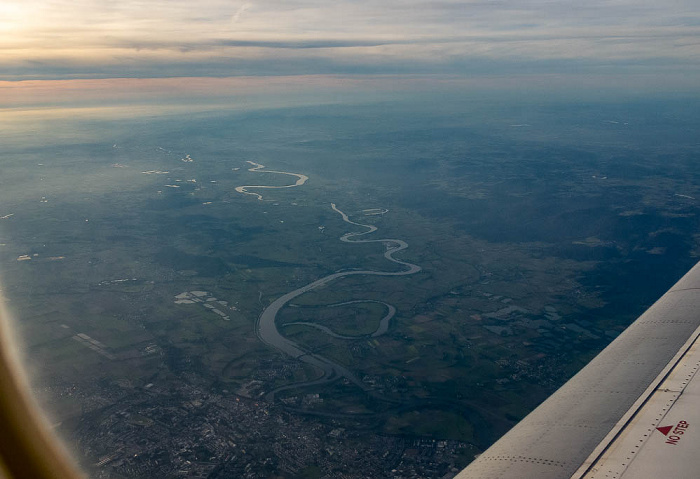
{"left": 456, "top": 260, "right": 700, "bottom": 479}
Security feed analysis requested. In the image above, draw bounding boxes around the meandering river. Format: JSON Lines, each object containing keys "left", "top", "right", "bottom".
{"left": 236, "top": 162, "right": 420, "bottom": 400}
{"left": 235, "top": 161, "right": 309, "bottom": 201}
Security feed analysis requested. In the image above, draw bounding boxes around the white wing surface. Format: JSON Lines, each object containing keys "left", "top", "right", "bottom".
{"left": 457, "top": 261, "right": 700, "bottom": 479}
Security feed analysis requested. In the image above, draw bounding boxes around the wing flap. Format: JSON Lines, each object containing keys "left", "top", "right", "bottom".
{"left": 577, "top": 326, "right": 700, "bottom": 478}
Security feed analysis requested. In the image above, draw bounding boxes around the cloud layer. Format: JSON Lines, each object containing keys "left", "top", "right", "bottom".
{"left": 1, "top": 0, "right": 699, "bottom": 104}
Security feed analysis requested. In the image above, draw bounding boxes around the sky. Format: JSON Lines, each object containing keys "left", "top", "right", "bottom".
{"left": 1, "top": 1, "right": 700, "bottom": 107}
